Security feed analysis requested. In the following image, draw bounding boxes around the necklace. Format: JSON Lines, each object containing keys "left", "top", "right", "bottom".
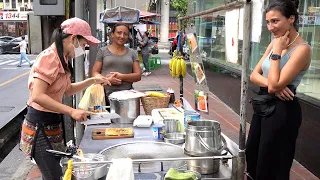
{"left": 287, "top": 33, "right": 299, "bottom": 47}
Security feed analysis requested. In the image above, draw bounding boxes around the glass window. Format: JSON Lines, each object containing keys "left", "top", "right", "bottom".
{"left": 12, "top": 0, "right": 16, "bottom": 9}
{"left": 0, "top": 0, "right": 3, "bottom": 11}
{"left": 40, "top": 0, "right": 57, "bottom": 5}
{"left": 295, "top": 0, "right": 320, "bottom": 100}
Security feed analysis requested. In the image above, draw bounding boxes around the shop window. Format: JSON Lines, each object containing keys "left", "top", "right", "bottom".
{"left": 12, "top": 0, "right": 16, "bottom": 9}
{"left": 40, "top": 0, "right": 57, "bottom": 5}
{"left": 296, "top": 0, "right": 320, "bottom": 100}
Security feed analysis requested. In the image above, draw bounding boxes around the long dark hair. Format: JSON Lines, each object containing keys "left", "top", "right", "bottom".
{"left": 266, "top": 0, "right": 300, "bottom": 31}
{"left": 51, "top": 28, "right": 83, "bottom": 74}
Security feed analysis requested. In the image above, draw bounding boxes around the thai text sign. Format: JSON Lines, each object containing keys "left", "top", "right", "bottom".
{"left": 0, "top": 11, "right": 28, "bottom": 21}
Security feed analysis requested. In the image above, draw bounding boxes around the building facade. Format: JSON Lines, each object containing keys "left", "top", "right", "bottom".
{"left": 190, "top": 0, "right": 320, "bottom": 177}
{"left": 0, "top": 0, "right": 33, "bottom": 37}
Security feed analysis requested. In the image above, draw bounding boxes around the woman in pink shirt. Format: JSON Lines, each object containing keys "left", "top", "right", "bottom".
{"left": 19, "top": 18, "right": 112, "bottom": 180}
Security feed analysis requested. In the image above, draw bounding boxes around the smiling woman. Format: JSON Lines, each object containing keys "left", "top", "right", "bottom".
{"left": 246, "top": 0, "right": 312, "bottom": 179}
{"left": 92, "top": 23, "right": 142, "bottom": 108}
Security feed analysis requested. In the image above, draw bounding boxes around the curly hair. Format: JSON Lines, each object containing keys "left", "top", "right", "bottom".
{"left": 266, "top": 0, "right": 300, "bottom": 31}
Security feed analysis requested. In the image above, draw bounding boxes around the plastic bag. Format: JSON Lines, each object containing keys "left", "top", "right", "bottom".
{"left": 106, "top": 158, "right": 134, "bottom": 180}
{"left": 78, "top": 84, "right": 106, "bottom": 110}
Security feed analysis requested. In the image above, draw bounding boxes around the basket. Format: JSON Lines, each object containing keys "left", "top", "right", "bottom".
{"left": 141, "top": 96, "right": 170, "bottom": 115}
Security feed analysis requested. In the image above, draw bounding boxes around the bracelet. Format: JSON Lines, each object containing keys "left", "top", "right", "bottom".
{"left": 93, "top": 77, "right": 97, "bottom": 84}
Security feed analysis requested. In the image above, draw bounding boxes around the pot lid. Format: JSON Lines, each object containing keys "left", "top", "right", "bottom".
{"left": 109, "top": 90, "right": 147, "bottom": 100}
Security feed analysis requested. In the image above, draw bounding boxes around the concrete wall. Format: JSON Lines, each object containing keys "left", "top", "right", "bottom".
{"left": 27, "top": 12, "right": 42, "bottom": 54}
{"left": 110, "top": 0, "right": 150, "bottom": 10}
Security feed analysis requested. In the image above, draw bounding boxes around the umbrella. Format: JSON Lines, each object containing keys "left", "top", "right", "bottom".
{"left": 139, "top": 19, "right": 161, "bottom": 25}
{"left": 100, "top": 6, "right": 140, "bottom": 24}
{"left": 139, "top": 11, "right": 160, "bottom": 19}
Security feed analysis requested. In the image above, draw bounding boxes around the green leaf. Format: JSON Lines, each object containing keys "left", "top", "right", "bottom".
{"left": 170, "top": 0, "right": 189, "bottom": 28}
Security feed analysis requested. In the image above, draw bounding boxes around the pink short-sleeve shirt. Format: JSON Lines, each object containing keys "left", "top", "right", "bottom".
{"left": 27, "top": 44, "right": 71, "bottom": 112}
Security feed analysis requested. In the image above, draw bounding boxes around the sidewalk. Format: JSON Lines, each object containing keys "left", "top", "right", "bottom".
{"left": 13, "top": 51, "right": 319, "bottom": 180}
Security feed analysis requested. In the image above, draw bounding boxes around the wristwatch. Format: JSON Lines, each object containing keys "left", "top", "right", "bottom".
{"left": 270, "top": 54, "right": 281, "bottom": 60}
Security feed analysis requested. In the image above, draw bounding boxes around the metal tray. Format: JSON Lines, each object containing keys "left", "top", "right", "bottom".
{"left": 99, "top": 141, "right": 187, "bottom": 173}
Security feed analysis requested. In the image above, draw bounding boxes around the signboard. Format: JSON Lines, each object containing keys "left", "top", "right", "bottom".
{"left": 0, "top": 11, "right": 28, "bottom": 21}
{"left": 308, "top": 6, "right": 320, "bottom": 16}
{"left": 299, "top": 15, "right": 319, "bottom": 25}
{"left": 239, "top": 0, "right": 263, "bottom": 43}
{"left": 185, "top": 26, "right": 210, "bottom": 113}
{"left": 225, "top": 9, "right": 239, "bottom": 64}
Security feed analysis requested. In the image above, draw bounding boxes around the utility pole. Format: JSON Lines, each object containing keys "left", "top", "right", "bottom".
{"left": 74, "top": 0, "right": 85, "bottom": 146}
{"left": 239, "top": 1, "right": 252, "bottom": 180}
{"left": 88, "top": 0, "right": 98, "bottom": 77}
{"left": 62, "top": 0, "right": 75, "bottom": 147}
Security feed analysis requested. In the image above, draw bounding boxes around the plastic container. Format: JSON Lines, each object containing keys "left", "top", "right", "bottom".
{"left": 167, "top": 88, "right": 175, "bottom": 104}
{"left": 152, "top": 124, "right": 165, "bottom": 140}
{"left": 184, "top": 110, "right": 201, "bottom": 128}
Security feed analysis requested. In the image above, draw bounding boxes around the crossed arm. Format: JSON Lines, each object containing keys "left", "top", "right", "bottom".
{"left": 250, "top": 40, "right": 311, "bottom": 97}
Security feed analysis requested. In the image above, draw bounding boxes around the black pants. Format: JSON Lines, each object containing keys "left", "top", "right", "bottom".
{"left": 26, "top": 106, "right": 63, "bottom": 180}
{"left": 33, "top": 130, "right": 63, "bottom": 180}
{"left": 246, "top": 95, "right": 302, "bottom": 180}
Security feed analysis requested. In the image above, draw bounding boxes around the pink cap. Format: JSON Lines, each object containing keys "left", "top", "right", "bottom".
{"left": 61, "top": 17, "right": 100, "bottom": 46}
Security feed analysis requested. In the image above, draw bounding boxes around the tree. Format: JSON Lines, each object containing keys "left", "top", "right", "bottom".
{"left": 170, "top": 0, "right": 189, "bottom": 29}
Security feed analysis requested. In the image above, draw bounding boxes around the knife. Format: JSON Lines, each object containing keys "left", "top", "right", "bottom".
{"left": 88, "top": 112, "right": 121, "bottom": 119}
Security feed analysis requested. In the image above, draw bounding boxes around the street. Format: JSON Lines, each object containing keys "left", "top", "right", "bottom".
{"left": 0, "top": 54, "right": 37, "bottom": 129}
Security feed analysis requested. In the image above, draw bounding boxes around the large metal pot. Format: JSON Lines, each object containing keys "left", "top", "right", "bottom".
{"left": 109, "top": 97, "right": 140, "bottom": 124}
{"left": 185, "top": 120, "right": 226, "bottom": 174}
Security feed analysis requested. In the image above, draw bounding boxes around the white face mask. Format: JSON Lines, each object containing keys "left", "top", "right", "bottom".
{"left": 73, "top": 38, "right": 85, "bottom": 58}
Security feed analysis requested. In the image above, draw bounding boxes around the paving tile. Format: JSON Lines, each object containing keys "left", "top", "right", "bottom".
{"left": 26, "top": 165, "right": 41, "bottom": 179}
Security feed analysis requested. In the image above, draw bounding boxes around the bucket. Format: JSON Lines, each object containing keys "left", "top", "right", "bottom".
{"left": 184, "top": 120, "right": 226, "bottom": 174}
{"left": 109, "top": 97, "right": 140, "bottom": 124}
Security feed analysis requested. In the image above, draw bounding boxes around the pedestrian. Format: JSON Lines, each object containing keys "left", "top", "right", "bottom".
{"left": 13, "top": 36, "right": 33, "bottom": 67}
{"left": 246, "top": 0, "right": 311, "bottom": 179}
{"left": 92, "top": 23, "right": 141, "bottom": 108}
{"left": 19, "top": 17, "right": 113, "bottom": 180}
{"left": 138, "top": 30, "right": 151, "bottom": 76}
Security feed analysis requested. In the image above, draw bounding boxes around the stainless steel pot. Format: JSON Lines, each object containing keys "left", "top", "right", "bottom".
{"left": 185, "top": 120, "right": 226, "bottom": 174}
{"left": 109, "top": 97, "right": 140, "bottom": 124}
{"left": 185, "top": 120, "right": 224, "bottom": 155}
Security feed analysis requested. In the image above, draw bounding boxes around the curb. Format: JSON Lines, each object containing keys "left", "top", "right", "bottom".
{"left": 10, "top": 157, "right": 34, "bottom": 180}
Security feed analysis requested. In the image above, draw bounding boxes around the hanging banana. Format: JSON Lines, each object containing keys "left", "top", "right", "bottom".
{"left": 169, "top": 55, "right": 187, "bottom": 78}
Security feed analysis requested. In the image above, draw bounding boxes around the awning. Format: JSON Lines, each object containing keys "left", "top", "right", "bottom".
{"left": 139, "top": 11, "right": 160, "bottom": 19}
{"left": 100, "top": 6, "right": 140, "bottom": 24}
{"left": 139, "top": 19, "right": 160, "bottom": 25}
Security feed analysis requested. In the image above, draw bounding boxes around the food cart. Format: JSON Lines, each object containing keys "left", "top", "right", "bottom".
{"left": 59, "top": 89, "right": 240, "bottom": 180}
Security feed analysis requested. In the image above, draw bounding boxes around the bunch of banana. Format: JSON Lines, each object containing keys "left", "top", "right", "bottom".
{"left": 169, "top": 55, "right": 187, "bottom": 78}
{"left": 145, "top": 91, "right": 167, "bottom": 97}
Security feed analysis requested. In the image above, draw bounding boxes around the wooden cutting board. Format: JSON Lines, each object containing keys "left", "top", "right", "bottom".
{"left": 92, "top": 128, "right": 134, "bottom": 140}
